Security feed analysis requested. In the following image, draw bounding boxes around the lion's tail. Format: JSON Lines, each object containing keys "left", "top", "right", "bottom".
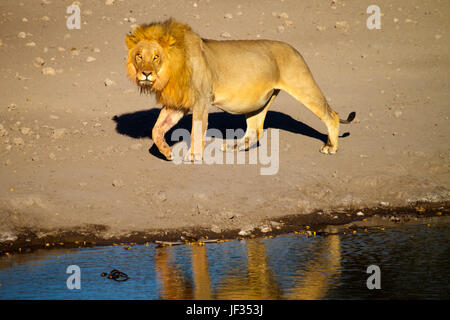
{"left": 339, "top": 111, "right": 356, "bottom": 124}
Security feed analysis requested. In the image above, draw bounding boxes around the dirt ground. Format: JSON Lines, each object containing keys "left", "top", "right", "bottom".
{"left": 0, "top": 0, "right": 449, "bottom": 247}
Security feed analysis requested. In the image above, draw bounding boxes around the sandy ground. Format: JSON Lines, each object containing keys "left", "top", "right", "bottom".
{"left": 0, "top": 0, "right": 449, "bottom": 246}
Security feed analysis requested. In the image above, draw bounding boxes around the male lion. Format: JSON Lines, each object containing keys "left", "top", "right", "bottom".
{"left": 125, "top": 19, "right": 355, "bottom": 161}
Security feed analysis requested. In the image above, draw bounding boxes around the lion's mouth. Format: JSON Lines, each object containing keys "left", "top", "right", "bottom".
{"left": 138, "top": 80, "right": 153, "bottom": 94}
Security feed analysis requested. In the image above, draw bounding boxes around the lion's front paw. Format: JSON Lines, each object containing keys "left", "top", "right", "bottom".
{"left": 320, "top": 144, "right": 337, "bottom": 155}
{"left": 159, "top": 146, "right": 173, "bottom": 161}
{"left": 184, "top": 149, "right": 203, "bottom": 162}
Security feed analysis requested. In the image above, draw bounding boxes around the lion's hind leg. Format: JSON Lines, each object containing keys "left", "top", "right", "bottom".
{"left": 279, "top": 69, "right": 340, "bottom": 154}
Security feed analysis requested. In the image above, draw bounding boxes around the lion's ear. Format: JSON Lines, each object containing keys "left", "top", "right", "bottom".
{"left": 125, "top": 34, "right": 138, "bottom": 49}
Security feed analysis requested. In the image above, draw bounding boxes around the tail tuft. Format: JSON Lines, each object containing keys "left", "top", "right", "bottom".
{"left": 340, "top": 111, "right": 356, "bottom": 124}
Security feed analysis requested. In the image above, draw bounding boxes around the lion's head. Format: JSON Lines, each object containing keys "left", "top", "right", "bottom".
{"left": 125, "top": 19, "right": 195, "bottom": 109}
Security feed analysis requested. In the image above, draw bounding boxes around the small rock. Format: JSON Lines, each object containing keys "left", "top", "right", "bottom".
{"left": 278, "top": 12, "right": 289, "bottom": 19}
{"left": 33, "top": 57, "right": 45, "bottom": 67}
{"left": 86, "top": 56, "right": 96, "bottom": 62}
{"left": 224, "top": 13, "right": 233, "bottom": 19}
{"left": 220, "top": 32, "right": 231, "bottom": 38}
{"left": 380, "top": 201, "right": 390, "bottom": 207}
{"left": 51, "top": 128, "right": 66, "bottom": 139}
{"left": 269, "top": 221, "right": 282, "bottom": 229}
{"left": 259, "top": 225, "right": 272, "bottom": 233}
{"left": 104, "top": 78, "right": 116, "bottom": 86}
{"left": 49, "top": 153, "right": 56, "bottom": 160}
{"left": 40, "top": 16, "right": 50, "bottom": 22}
{"left": 277, "top": 25, "right": 285, "bottom": 33}
{"left": 105, "top": 0, "right": 114, "bottom": 5}
{"left": 156, "top": 191, "right": 167, "bottom": 202}
{"left": 356, "top": 211, "right": 364, "bottom": 216}
{"left": 20, "top": 127, "right": 31, "bottom": 135}
{"left": 316, "top": 25, "right": 326, "bottom": 31}
{"left": 394, "top": 110, "right": 402, "bottom": 118}
{"left": 42, "top": 67, "right": 56, "bottom": 76}
{"left": 26, "top": 41, "right": 36, "bottom": 47}
{"left": 112, "top": 179, "right": 124, "bottom": 187}
{"left": 434, "top": 34, "right": 442, "bottom": 40}
{"left": 18, "top": 32, "right": 27, "bottom": 39}
{"left": 0, "top": 124, "right": 7, "bottom": 137}
{"left": 238, "top": 225, "right": 255, "bottom": 236}
{"left": 335, "top": 21, "right": 349, "bottom": 32}
{"left": 13, "top": 137, "right": 24, "bottom": 145}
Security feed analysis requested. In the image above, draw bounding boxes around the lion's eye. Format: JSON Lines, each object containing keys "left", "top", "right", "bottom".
{"left": 136, "top": 53, "right": 142, "bottom": 61}
{"left": 153, "top": 55, "right": 159, "bottom": 61}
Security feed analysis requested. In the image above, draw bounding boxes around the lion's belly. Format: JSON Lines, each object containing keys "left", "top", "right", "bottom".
{"left": 212, "top": 86, "right": 275, "bottom": 115}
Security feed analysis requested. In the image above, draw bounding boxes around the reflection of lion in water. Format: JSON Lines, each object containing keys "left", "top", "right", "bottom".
{"left": 125, "top": 19, "right": 355, "bottom": 161}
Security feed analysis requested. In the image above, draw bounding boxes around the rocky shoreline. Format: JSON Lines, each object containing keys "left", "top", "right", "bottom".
{"left": 1, "top": 201, "right": 448, "bottom": 256}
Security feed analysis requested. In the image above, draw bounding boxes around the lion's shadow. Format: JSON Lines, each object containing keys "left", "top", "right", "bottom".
{"left": 112, "top": 108, "right": 349, "bottom": 159}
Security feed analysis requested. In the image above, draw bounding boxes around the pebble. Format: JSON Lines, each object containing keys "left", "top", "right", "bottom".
{"left": 238, "top": 225, "right": 255, "bottom": 236}
{"left": 86, "top": 56, "right": 96, "bottom": 62}
{"left": 356, "top": 211, "right": 364, "bottom": 216}
{"left": 13, "top": 137, "right": 24, "bottom": 145}
{"left": 52, "top": 128, "right": 66, "bottom": 139}
{"left": 112, "top": 179, "right": 124, "bottom": 187}
{"left": 277, "top": 25, "right": 285, "bottom": 33}
{"left": 42, "top": 67, "right": 56, "bottom": 76}
{"left": 394, "top": 110, "right": 402, "bottom": 118}
{"left": 278, "top": 12, "right": 289, "bottom": 19}
{"left": 220, "top": 32, "right": 231, "bottom": 38}
{"left": 104, "top": 78, "right": 116, "bottom": 86}
{"left": 105, "top": 0, "right": 115, "bottom": 5}
{"left": 335, "top": 21, "right": 349, "bottom": 32}
{"left": 33, "top": 57, "right": 45, "bottom": 67}
{"left": 210, "top": 225, "right": 222, "bottom": 233}
{"left": 316, "top": 25, "right": 326, "bottom": 31}
{"left": 20, "top": 127, "right": 31, "bottom": 135}
{"left": 26, "top": 42, "right": 36, "bottom": 47}
{"left": 18, "top": 32, "right": 27, "bottom": 39}
{"left": 0, "top": 124, "right": 7, "bottom": 136}
{"left": 259, "top": 225, "right": 272, "bottom": 233}
{"left": 224, "top": 13, "right": 233, "bottom": 19}
{"left": 49, "top": 153, "right": 56, "bottom": 160}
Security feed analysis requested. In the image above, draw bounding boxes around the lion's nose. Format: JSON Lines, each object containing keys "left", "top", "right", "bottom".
{"left": 142, "top": 71, "right": 152, "bottom": 79}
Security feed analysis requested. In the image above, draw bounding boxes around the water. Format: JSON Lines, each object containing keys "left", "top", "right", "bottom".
{"left": 0, "top": 222, "right": 448, "bottom": 299}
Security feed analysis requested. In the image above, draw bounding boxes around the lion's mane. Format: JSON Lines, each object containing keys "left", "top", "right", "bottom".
{"left": 126, "top": 19, "right": 197, "bottom": 110}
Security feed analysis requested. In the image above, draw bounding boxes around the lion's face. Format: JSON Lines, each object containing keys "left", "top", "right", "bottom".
{"left": 127, "top": 40, "right": 168, "bottom": 93}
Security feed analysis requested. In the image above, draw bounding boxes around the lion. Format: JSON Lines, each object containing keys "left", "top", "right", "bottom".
{"left": 125, "top": 19, "right": 355, "bottom": 161}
